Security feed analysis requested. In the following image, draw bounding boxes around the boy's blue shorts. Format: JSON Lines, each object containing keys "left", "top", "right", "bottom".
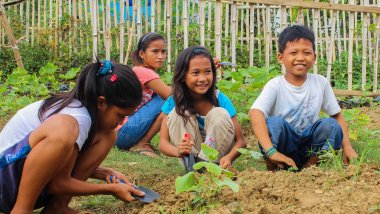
{"left": 0, "top": 134, "right": 49, "bottom": 212}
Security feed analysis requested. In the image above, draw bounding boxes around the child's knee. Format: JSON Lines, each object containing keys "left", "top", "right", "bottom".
{"left": 318, "top": 118, "right": 342, "bottom": 136}
{"left": 205, "top": 107, "right": 232, "bottom": 126}
{"left": 266, "top": 116, "right": 287, "bottom": 131}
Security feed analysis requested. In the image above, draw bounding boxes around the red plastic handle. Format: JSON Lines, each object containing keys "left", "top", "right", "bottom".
{"left": 184, "top": 133, "right": 190, "bottom": 140}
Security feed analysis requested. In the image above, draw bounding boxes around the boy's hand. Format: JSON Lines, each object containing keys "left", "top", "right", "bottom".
{"left": 342, "top": 145, "right": 358, "bottom": 164}
{"left": 268, "top": 152, "right": 297, "bottom": 168}
{"left": 177, "top": 137, "right": 194, "bottom": 157}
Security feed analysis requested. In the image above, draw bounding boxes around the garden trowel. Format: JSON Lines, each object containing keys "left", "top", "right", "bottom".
{"left": 109, "top": 175, "right": 160, "bottom": 203}
{"left": 182, "top": 133, "right": 195, "bottom": 173}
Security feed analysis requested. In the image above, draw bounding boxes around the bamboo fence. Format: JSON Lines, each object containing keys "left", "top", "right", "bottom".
{"left": 1, "top": 0, "right": 380, "bottom": 95}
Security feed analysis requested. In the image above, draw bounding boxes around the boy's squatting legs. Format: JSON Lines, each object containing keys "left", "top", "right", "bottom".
{"left": 11, "top": 115, "right": 79, "bottom": 214}
{"left": 41, "top": 127, "right": 119, "bottom": 213}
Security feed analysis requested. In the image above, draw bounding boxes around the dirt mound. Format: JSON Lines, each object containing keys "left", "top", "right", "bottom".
{"left": 135, "top": 165, "right": 380, "bottom": 213}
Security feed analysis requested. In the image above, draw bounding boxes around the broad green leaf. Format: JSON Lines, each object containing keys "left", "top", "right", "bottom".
{"left": 201, "top": 144, "right": 218, "bottom": 161}
{"left": 175, "top": 172, "right": 197, "bottom": 194}
{"left": 221, "top": 177, "right": 239, "bottom": 192}
{"left": 222, "top": 169, "right": 235, "bottom": 178}
{"left": 193, "top": 162, "right": 222, "bottom": 176}
{"left": 237, "top": 148, "right": 251, "bottom": 155}
{"left": 39, "top": 62, "right": 58, "bottom": 75}
{"left": 60, "top": 67, "right": 81, "bottom": 80}
{"left": 250, "top": 151, "right": 263, "bottom": 159}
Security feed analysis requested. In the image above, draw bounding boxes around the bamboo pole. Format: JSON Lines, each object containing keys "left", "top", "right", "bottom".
{"left": 157, "top": 0, "right": 161, "bottom": 32}
{"left": 207, "top": 1, "right": 211, "bottom": 47}
{"left": 113, "top": 0, "right": 119, "bottom": 51}
{"left": 174, "top": 0, "right": 178, "bottom": 55}
{"left": 374, "top": 0, "right": 380, "bottom": 92}
{"left": 124, "top": 10, "right": 135, "bottom": 65}
{"left": 337, "top": 9, "right": 342, "bottom": 61}
{"left": 0, "top": 3, "right": 24, "bottom": 68}
{"left": 280, "top": 5, "right": 286, "bottom": 73}
{"left": 240, "top": 7, "right": 244, "bottom": 48}
{"left": 200, "top": 0, "right": 205, "bottom": 47}
{"left": 166, "top": 0, "right": 172, "bottom": 72}
{"left": 145, "top": 0, "right": 148, "bottom": 32}
{"left": 120, "top": 0, "right": 125, "bottom": 63}
{"left": 25, "top": 0, "right": 29, "bottom": 42}
{"left": 362, "top": 0, "right": 369, "bottom": 91}
{"left": 31, "top": 0, "right": 35, "bottom": 46}
{"left": 151, "top": 0, "right": 155, "bottom": 32}
{"left": 43, "top": 0, "right": 46, "bottom": 28}
{"left": 257, "top": 6, "right": 262, "bottom": 62}
{"left": 183, "top": 0, "right": 188, "bottom": 48}
{"left": 249, "top": 3, "right": 254, "bottom": 66}
{"left": 73, "top": 0, "right": 78, "bottom": 54}
{"left": 78, "top": 0, "right": 84, "bottom": 52}
{"left": 90, "top": 0, "right": 98, "bottom": 60}
{"left": 48, "top": 0, "right": 52, "bottom": 43}
{"left": 54, "top": 0, "right": 59, "bottom": 54}
{"left": 224, "top": 3, "right": 229, "bottom": 56}
{"left": 313, "top": 0, "right": 319, "bottom": 74}
{"left": 163, "top": 0, "right": 166, "bottom": 33}
{"left": 347, "top": 0, "right": 355, "bottom": 90}
{"left": 19, "top": 1, "right": 23, "bottom": 20}
{"left": 136, "top": 0, "right": 142, "bottom": 41}
{"left": 105, "top": 0, "right": 111, "bottom": 59}
{"left": 326, "top": 0, "right": 338, "bottom": 82}
{"left": 342, "top": 0, "right": 347, "bottom": 51}
{"left": 68, "top": 0, "right": 72, "bottom": 56}
{"left": 100, "top": 0, "right": 106, "bottom": 51}
{"left": 231, "top": 1, "right": 237, "bottom": 69}
{"left": 37, "top": 0, "right": 40, "bottom": 43}
{"left": 265, "top": 5, "right": 270, "bottom": 67}
{"left": 215, "top": 0, "right": 222, "bottom": 60}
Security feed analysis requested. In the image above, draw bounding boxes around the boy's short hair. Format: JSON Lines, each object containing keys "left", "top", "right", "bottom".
{"left": 278, "top": 25, "right": 315, "bottom": 53}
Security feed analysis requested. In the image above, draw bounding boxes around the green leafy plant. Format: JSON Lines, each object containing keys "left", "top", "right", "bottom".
{"left": 175, "top": 144, "right": 239, "bottom": 205}
{"left": 342, "top": 109, "right": 370, "bottom": 140}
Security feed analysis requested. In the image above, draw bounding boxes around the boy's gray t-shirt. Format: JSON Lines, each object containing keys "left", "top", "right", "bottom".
{"left": 251, "top": 73, "right": 341, "bottom": 134}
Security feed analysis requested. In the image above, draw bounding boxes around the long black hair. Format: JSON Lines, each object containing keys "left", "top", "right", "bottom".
{"left": 131, "top": 32, "right": 165, "bottom": 65}
{"left": 173, "top": 46, "right": 218, "bottom": 122}
{"left": 38, "top": 60, "right": 142, "bottom": 142}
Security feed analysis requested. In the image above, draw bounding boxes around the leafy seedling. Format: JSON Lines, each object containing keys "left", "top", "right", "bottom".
{"left": 109, "top": 175, "right": 160, "bottom": 203}
{"left": 175, "top": 144, "right": 239, "bottom": 205}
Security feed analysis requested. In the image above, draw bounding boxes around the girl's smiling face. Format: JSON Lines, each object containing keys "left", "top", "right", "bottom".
{"left": 185, "top": 55, "right": 213, "bottom": 98}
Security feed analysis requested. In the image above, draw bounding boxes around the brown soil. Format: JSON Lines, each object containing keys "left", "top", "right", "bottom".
{"left": 133, "top": 165, "right": 380, "bottom": 214}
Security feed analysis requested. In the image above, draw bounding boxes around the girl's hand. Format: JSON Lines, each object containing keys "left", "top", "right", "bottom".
{"left": 268, "top": 152, "right": 297, "bottom": 168}
{"left": 112, "top": 183, "right": 145, "bottom": 202}
{"left": 219, "top": 155, "right": 233, "bottom": 169}
{"left": 177, "top": 137, "right": 193, "bottom": 157}
{"left": 106, "top": 169, "right": 130, "bottom": 184}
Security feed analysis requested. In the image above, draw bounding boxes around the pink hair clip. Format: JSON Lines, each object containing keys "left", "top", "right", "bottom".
{"left": 110, "top": 74, "right": 117, "bottom": 82}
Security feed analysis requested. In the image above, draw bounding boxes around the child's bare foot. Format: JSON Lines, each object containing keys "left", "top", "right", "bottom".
{"left": 129, "top": 143, "right": 158, "bottom": 158}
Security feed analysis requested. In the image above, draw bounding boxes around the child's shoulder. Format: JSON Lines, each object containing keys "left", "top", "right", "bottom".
{"left": 307, "top": 73, "right": 330, "bottom": 85}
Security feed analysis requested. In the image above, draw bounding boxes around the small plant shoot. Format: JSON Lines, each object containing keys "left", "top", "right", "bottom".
{"left": 175, "top": 144, "right": 239, "bottom": 204}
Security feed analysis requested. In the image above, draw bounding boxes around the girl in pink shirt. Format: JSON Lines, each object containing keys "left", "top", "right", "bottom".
{"left": 116, "top": 33, "right": 172, "bottom": 157}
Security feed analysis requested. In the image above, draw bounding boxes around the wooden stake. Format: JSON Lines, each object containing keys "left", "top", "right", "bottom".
{"left": 0, "top": 3, "right": 24, "bottom": 68}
